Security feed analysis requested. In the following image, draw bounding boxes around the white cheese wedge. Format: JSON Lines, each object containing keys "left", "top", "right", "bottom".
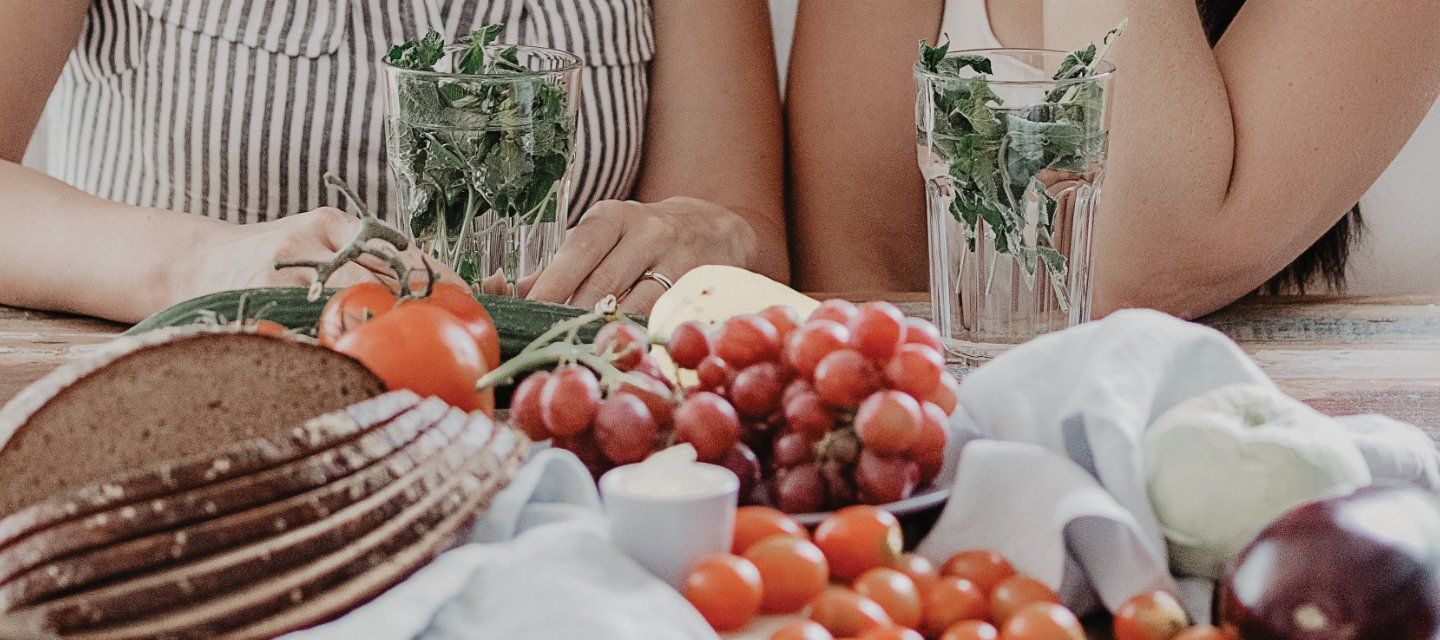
{"left": 1143, "top": 383, "right": 1371, "bottom": 580}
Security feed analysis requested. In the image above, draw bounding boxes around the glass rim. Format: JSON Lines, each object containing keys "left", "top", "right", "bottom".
{"left": 914, "top": 47, "right": 1116, "bottom": 87}
{"left": 380, "top": 43, "right": 583, "bottom": 79}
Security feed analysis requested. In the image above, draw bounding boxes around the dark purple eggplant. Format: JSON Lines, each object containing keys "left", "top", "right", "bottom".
{"left": 1220, "top": 484, "right": 1440, "bottom": 640}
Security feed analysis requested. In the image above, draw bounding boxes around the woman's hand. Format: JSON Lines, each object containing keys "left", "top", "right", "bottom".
{"left": 171, "top": 207, "right": 466, "bottom": 306}
{"left": 527, "top": 197, "right": 758, "bottom": 312}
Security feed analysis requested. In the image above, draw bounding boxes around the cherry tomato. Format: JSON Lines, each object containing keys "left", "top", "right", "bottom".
{"left": 745, "top": 535, "right": 830, "bottom": 613}
{"left": 419, "top": 283, "right": 500, "bottom": 375}
{"left": 668, "top": 321, "right": 712, "bottom": 370}
{"left": 989, "top": 577, "right": 1060, "bottom": 625}
{"left": 941, "top": 549, "right": 1016, "bottom": 594}
{"left": 809, "top": 588, "right": 893, "bottom": 637}
{"left": 733, "top": 506, "right": 808, "bottom": 554}
{"left": 674, "top": 391, "right": 742, "bottom": 461}
{"left": 891, "top": 553, "right": 939, "bottom": 588}
{"left": 901, "top": 317, "right": 945, "bottom": 353}
{"left": 941, "top": 620, "right": 1001, "bottom": 640}
{"left": 810, "top": 299, "right": 860, "bottom": 325}
{"left": 920, "top": 576, "right": 989, "bottom": 638}
{"left": 927, "top": 374, "right": 960, "bottom": 416}
{"left": 1173, "top": 626, "right": 1237, "bottom": 640}
{"left": 999, "top": 602, "right": 1084, "bottom": 640}
{"left": 786, "top": 320, "right": 851, "bottom": 379}
{"left": 510, "top": 372, "right": 552, "bottom": 441}
{"left": 331, "top": 303, "right": 487, "bottom": 412}
{"left": 760, "top": 305, "right": 803, "bottom": 341}
{"left": 814, "top": 506, "right": 904, "bottom": 582}
{"left": 855, "top": 391, "right": 922, "bottom": 455}
{"left": 1114, "top": 591, "right": 1189, "bottom": 640}
{"left": 814, "top": 349, "right": 883, "bottom": 409}
{"left": 857, "top": 625, "right": 925, "bottom": 640}
{"left": 770, "top": 620, "right": 836, "bottom": 640}
{"left": 682, "top": 554, "right": 763, "bottom": 632}
{"left": 885, "top": 343, "right": 945, "bottom": 399}
{"left": 853, "top": 568, "right": 922, "bottom": 629}
{"left": 715, "top": 315, "right": 781, "bottom": 369}
{"left": 317, "top": 282, "right": 396, "bottom": 347}
{"left": 848, "top": 302, "right": 905, "bottom": 362}
{"left": 539, "top": 366, "right": 601, "bottom": 436}
{"left": 594, "top": 321, "right": 649, "bottom": 371}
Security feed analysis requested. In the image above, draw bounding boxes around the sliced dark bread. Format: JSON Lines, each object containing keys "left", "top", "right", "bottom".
{"left": 0, "top": 397, "right": 449, "bottom": 590}
{"left": 14, "top": 409, "right": 496, "bottom": 634}
{"left": 0, "top": 400, "right": 469, "bottom": 610}
{"left": 69, "top": 423, "right": 523, "bottom": 640}
{"left": 0, "top": 329, "right": 390, "bottom": 542}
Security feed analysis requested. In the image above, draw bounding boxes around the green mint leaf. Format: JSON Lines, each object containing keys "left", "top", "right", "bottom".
{"left": 919, "top": 40, "right": 950, "bottom": 73}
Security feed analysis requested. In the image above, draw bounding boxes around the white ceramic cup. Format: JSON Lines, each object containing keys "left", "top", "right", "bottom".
{"left": 598, "top": 462, "right": 739, "bottom": 587}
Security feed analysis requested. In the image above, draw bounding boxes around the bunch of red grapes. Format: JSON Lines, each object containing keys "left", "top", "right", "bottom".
{"left": 508, "top": 300, "right": 959, "bottom": 514}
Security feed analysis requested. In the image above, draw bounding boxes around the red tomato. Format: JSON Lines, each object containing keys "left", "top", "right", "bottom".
{"left": 745, "top": 535, "right": 830, "bottom": 613}
{"left": 853, "top": 568, "right": 923, "bottom": 629}
{"left": 920, "top": 576, "right": 989, "bottom": 638}
{"left": 1174, "top": 626, "right": 1237, "bottom": 640}
{"left": 317, "top": 282, "right": 396, "bottom": 347}
{"left": 771, "top": 620, "right": 836, "bottom": 640}
{"left": 940, "top": 549, "right": 1016, "bottom": 594}
{"left": 1114, "top": 591, "right": 1189, "bottom": 640}
{"left": 733, "top": 506, "right": 809, "bottom": 554}
{"left": 941, "top": 620, "right": 1001, "bottom": 640}
{"left": 814, "top": 506, "right": 904, "bottom": 582}
{"left": 999, "top": 602, "right": 1084, "bottom": 640}
{"left": 331, "top": 304, "right": 487, "bottom": 412}
{"left": 856, "top": 625, "right": 925, "bottom": 640}
{"left": 809, "top": 588, "right": 893, "bottom": 637}
{"left": 989, "top": 577, "right": 1060, "bottom": 626}
{"left": 419, "top": 283, "right": 501, "bottom": 373}
{"left": 682, "top": 554, "right": 763, "bottom": 632}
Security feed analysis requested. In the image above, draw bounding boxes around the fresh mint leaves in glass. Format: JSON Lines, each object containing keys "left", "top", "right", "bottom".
{"left": 383, "top": 27, "right": 581, "bottom": 294}
{"left": 916, "top": 32, "right": 1117, "bottom": 358}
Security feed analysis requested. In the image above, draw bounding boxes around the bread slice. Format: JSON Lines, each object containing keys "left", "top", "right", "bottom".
{"left": 0, "top": 399, "right": 464, "bottom": 610}
{"left": 0, "top": 329, "right": 389, "bottom": 536}
{"left": 0, "top": 397, "right": 445, "bottom": 593}
{"left": 71, "top": 423, "right": 523, "bottom": 640}
{"left": 14, "top": 409, "right": 497, "bottom": 634}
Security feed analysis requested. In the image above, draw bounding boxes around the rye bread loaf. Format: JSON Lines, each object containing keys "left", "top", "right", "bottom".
{"left": 0, "top": 397, "right": 449, "bottom": 591}
{"left": 0, "top": 400, "right": 467, "bottom": 611}
{"left": 15, "top": 409, "right": 496, "bottom": 634}
{"left": 0, "top": 329, "right": 390, "bottom": 542}
{"left": 70, "top": 423, "right": 524, "bottom": 640}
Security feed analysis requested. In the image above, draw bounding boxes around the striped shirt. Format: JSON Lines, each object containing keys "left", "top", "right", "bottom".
{"left": 40, "top": 0, "right": 654, "bottom": 224}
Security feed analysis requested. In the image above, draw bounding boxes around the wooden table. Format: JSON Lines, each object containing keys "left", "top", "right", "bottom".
{"left": 4, "top": 295, "right": 1440, "bottom": 440}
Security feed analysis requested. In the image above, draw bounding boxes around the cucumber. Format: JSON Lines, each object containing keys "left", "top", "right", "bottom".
{"left": 126, "top": 288, "right": 645, "bottom": 361}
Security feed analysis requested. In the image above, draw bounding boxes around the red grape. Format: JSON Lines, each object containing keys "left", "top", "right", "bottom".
{"left": 774, "top": 432, "right": 819, "bottom": 468}
{"left": 675, "top": 391, "right": 742, "bottom": 461}
{"left": 541, "top": 366, "right": 601, "bottom": 436}
{"left": 555, "top": 429, "right": 610, "bottom": 478}
{"left": 697, "top": 356, "right": 735, "bottom": 392}
{"left": 821, "top": 464, "right": 857, "bottom": 508}
{"left": 732, "top": 362, "right": 790, "bottom": 418}
{"left": 776, "top": 464, "right": 828, "bottom": 513}
{"left": 594, "top": 322, "right": 649, "bottom": 370}
{"left": 855, "top": 451, "right": 919, "bottom": 504}
{"left": 783, "top": 378, "right": 816, "bottom": 405}
{"left": 510, "top": 371, "right": 552, "bottom": 441}
{"left": 849, "top": 302, "right": 905, "bottom": 362}
{"left": 785, "top": 320, "right": 849, "bottom": 378}
{"left": 900, "top": 317, "right": 944, "bottom": 353}
{"left": 614, "top": 375, "right": 676, "bottom": 427}
{"left": 912, "top": 402, "right": 950, "bottom": 486}
{"left": 630, "top": 356, "right": 665, "bottom": 381}
{"left": 759, "top": 305, "right": 802, "bottom": 342}
{"left": 594, "top": 395, "right": 659, "bottom": 464}
{"left": 855, "top": 391, "right": 921, "bottom": 455}
{"left": 928, "top": 373, "right": 960, "bottom": 415}
{"left": 785, "top": 391, "right": 837, "bottom": 439}
{"left": 667, "top": 321, "right": 712, "bottom": 370}
{"left": 809, "top": 299, "right": 860, "bottom": 325}
{"left": 720, "top": 442, "right": 763, "bottom": 501}
{"left": 715, "top": 316, "right": 781, "bottom": 369}
{"left": 814, "top": 349, "right": 883, "bottom": 409}
{"left": 885, "top": 344, "right": 945, "bottom": 399}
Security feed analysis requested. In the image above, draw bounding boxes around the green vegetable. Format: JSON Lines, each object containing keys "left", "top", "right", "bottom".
{"left": 385, "top": 27, "right": 575, "bottom": 285}
{"left": 917, "top": 23, "right": 1123, "bottom": 310}
{"left": 126, "top": 288, "right": 643, "bottom": 363}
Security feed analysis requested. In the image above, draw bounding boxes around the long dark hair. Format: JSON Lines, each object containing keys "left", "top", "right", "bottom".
{"left": 1198, "top": 0, "right": 1363, "bottom": 294}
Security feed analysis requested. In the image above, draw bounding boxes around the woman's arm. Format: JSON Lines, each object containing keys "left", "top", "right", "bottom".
{"left": 1097, "top": 1, "right": 1440, "bottom": 317}
{"left": 527, "top": 0, "right": 786, "bottom": 312}
{"left": 784, "top": 0, "right": 942, "bottom": 293}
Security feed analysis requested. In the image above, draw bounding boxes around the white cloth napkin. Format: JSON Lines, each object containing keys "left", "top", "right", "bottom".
{"left": 915, "top": 309, "right": 1440, "bottom": 622}
{"left": 282, "top": 448, "right": 720, "bottom": 640}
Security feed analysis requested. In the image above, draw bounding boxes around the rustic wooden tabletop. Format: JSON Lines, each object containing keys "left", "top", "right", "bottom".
{"left": 3, "top": 294, "right": 1439, "bottom": 442}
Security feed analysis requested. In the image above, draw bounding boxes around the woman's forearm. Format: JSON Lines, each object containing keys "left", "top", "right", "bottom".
{"left": 0, "top": 160, "right": 216, "bottom": 321}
